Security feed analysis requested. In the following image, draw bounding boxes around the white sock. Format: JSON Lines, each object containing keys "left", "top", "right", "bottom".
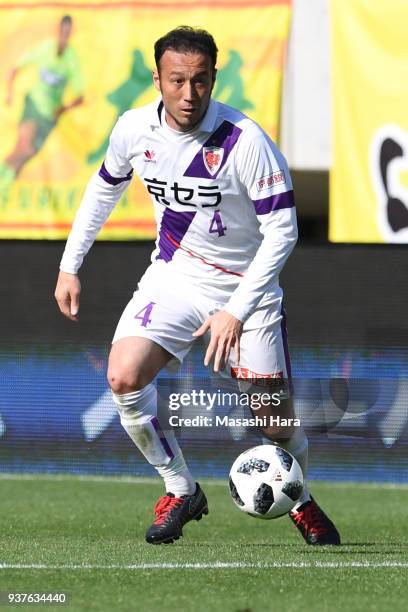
{"left": 112, "top": 385, "right": 195, "bottom": 497}
{"left": 156, "top": 454, "right": 196, "bottom": 497}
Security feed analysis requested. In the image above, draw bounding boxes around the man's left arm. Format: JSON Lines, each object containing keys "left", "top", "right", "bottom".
{"left": 224, "top": 203, "right": 297, "bottom": 323}
{"left": 194, "top": 131, "right": 297, "bottom": 371}
{"left": 226, "top": 130, "right": 297, "bottom": 321}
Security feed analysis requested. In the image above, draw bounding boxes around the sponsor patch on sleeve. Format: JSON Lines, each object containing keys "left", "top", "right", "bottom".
{"left": 256, "top": 170, "right": 286, "bottom": 192}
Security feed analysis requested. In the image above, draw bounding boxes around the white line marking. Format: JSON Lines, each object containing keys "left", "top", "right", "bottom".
{"left": 0, "top": 562, "right": 407, "bottom": 570}
{"left": 0, "top": 473, "right": 407, "bottom": 489}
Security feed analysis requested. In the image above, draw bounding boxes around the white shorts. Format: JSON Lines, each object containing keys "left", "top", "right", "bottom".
{"left": 112, "top": 264, "right": 291, "bottom": 384}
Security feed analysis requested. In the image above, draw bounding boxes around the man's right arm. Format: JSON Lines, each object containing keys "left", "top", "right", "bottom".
{"left": 54, "top": 271, "right": 81, "bottom": 321}
{"left": 7, "top": 40, "right": 47, "bottom": 105}
{"left": 55, "top": 115, "right": 133, "bottom": 320}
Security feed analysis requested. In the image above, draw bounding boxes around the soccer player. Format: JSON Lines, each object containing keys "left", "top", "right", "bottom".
{"left": 0, "top": 15, "right": 84, "bottom": 186}
{"left": 55, "top": 27, "right": 340, "bottom": 546}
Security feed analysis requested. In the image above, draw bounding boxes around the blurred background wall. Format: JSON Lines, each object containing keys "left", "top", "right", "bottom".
{"left": 281, "top": 0, "right": 331, "bottom": 230}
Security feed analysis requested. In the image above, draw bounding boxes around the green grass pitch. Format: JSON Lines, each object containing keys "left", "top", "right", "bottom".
{"left": 1, "top": 475, "right": 407, "bottom": 611}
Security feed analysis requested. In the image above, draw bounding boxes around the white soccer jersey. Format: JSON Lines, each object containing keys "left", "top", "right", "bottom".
{"left": 60, "top": 98, "right": 297, "bottom": 322}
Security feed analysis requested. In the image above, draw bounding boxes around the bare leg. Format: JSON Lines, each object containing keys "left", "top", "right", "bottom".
{"left": 5, "top": 120, "right": 38, "bottom": 176}
{"left": 107, "top": 336, "right": 172, "bottom": 393}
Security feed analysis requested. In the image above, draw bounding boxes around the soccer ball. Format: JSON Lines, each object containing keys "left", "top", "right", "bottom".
{"left": 229, "top": 445, "right": 304, "bottom": 519}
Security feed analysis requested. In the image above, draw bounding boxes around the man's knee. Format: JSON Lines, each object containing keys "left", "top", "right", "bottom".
{"left": 15, "top": 145, "right": 36, "bottom": 164}
{"left": 107, "top": 365, "right": 151, "bottom": 394}
{"left": 107, "top": 337, "right": 170, "bottom": 394}
{"left": 22, "top": 146, "right": 36, "bottom": 161}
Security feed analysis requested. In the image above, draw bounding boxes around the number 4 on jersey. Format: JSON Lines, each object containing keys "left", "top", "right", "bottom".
{"left": 209, "top": 210, "right": 227, "bottom": 237}
{"left": 134, "top": 302, "right": 155, "bottom": 327}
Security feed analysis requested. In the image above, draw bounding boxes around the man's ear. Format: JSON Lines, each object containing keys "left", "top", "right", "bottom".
{"left": 153, "top": 69, "right": 161, "bottom": 92}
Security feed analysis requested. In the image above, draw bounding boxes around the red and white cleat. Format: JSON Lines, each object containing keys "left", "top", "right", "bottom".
{"left": 145, "top": 483, "right": 208, "bottom": 545}
{"left": 289, "top": 496, "right": 341, "bottom": 545}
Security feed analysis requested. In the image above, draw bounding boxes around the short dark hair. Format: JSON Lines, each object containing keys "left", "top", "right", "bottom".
{"left": 154, "top": 26, "right": 218, "bottom": 71}
{"left": 60, "top": 15, "right": 72, "bottom": 28}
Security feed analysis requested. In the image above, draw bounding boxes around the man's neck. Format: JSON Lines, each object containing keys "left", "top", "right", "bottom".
{"left": 161, "top": 108, "right": 200, "bottom": 135}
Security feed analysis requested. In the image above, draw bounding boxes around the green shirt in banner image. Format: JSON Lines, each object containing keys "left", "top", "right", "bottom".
{"left": 17, "top": 39, "right": 84, "bottom": 120}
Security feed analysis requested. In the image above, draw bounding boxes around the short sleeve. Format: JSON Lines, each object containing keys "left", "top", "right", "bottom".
{"left": 16, "top": 40, "right": 50, "bottom": 69}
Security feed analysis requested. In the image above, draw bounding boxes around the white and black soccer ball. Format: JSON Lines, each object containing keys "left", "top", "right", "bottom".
{"left": 229, "top": 445, "right": 304, "bottom": 519}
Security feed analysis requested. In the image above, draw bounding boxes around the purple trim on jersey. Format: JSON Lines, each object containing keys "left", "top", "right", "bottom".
{"left": 184, "top": 121, "right": 242, "bottom": 179}
{"left": 156, "top": 208, "right": 196, "bottom": 262}
{"left": 280, "top": 305, "right": 292, "bottom": 380}
{"left": 151, "top": 417, "right": 174, "bottom": 461}
{"left": 252, "top": 190, "right": 295, "bottom": 215}
{"left": 99, "top": 161, "right": 133, "bottom": 185}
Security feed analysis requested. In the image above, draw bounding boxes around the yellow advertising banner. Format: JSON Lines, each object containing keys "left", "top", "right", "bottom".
{"left": 330, "top": 0, "right": 408, "bottom": 243}
{"left": 0, "top": 0, "right": 291, "bottom": 239}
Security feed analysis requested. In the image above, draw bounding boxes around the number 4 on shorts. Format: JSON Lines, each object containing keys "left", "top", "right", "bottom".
{"left": 134, "top": 302, "right": 155, "bottom": 327}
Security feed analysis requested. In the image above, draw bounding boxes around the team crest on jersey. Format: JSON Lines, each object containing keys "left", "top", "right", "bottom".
{"left": 203, "top": 147, "right": 224, "bottom": 175}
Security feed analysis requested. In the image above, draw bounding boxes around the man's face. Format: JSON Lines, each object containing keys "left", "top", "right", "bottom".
{"left": 58, "top": 23, "right": 72, "bottom": 52}
{"left": 153, "top": 50, "right": 215, "bottom": 132}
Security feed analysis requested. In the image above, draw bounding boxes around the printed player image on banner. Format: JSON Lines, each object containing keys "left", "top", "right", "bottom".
{"left": 0, "top": 0, "right": 292, "bottom": 240}
{"left": 330, "top": 0, "right": 408, "bottom": 243}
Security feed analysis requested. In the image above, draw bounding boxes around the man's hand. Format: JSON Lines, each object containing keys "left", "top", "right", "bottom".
{"left": 54, "top": 271, "right": 81, "bottom": 322}
{"left": 193, "top": 310, "right": 243, "bottom": 372}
